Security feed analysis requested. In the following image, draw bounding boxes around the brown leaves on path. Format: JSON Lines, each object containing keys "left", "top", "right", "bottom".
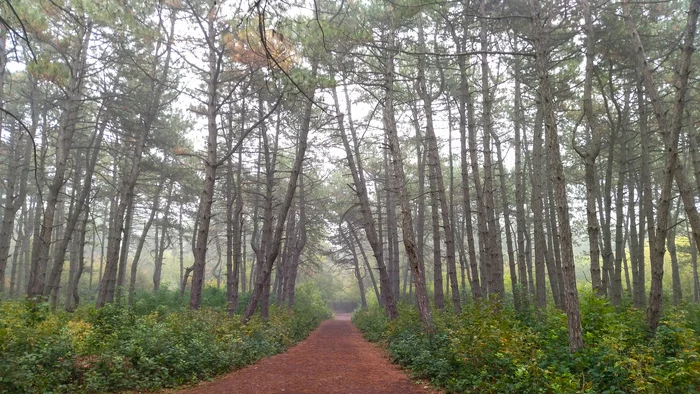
{"left": 178, "top": 313, "right": 439, "bottom": 394}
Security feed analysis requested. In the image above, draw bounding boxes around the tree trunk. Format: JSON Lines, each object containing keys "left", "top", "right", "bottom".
{"left": 429, "top": 156, "right": 444, "bottom": 310}
{"left": 351, "top": 226, "right": 381, "bottom": 305}
{"left": 688, "top": 223, "right": 700, "bottom": 303}
{"left": 242, "top": 60, "right": 317, "bottom": 322}
{"left": 154, "top": 183, "right": 174, "bottom": 292}
{"left": 622, "top": 0, "right": 699, "bottom": 332}
{"left": 636, "top": 79, "right": 651, "bottom": 309}
{"left": 287, "top": 174, "right": 308, "bottom": 309}
{"left": 116, "top": 197, "right": 135, "bottom": 297}
{"left": 531, "top": 104, "right": 548, "bottom": 310}
{"left": 574, "top": 0, "right": 603, "bottom": 296}
{"left": 0, "top": 124, "right": 32, "bottom": 296}
{"left": 544, "top": 184, "right": 563, "bottom": 308}
{"left": 65, "top": 208, "right": 88, "bottom": 312}
{"left": 28, "top": 23, "right": 92, "bottom": 299}
{"left": 8, "top": 206, "right": 26, "bottom": 299}
{"left": 612, "top": 137, "right": 627, "bottom": 306}
{"left": 330, "top": 74, "right": 397, "bottom": 317}
{"left": 493, "top": 132, "right": 517, "bottom": 308}
{"left": 530, "top": 0, "right": 584, "bottom": 351}
{"left": 189, "top": 5, "right": 222, "bottom": 309}
{"left": 668, "top": 209, "right": 682, "bottom": 305}
{"left": 628, "top": 172, "right": 643, "bottom": 307}
{"left": 98, "top": 12, "right": 175, "bottom": 307}
{"left": 128, "top": 180, "right": 165, "bottom": 305}
{"left": 382, "top": 7, "right": 433, "bottom": 333}
{"left": 479, "top": 0, "right": 503, "bottom": 300}
{"left": 384, "top": 140, "right": 400, "bottom": 301}
{"left": 457, "top": 56, "right": 481, "bottom": 300}
{"left": 416, "top": 16, "right": 460, "bottom": 312}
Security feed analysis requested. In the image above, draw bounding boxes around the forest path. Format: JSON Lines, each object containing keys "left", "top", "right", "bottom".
{"left": 177, "top": 313, "right": 438, "bottom": 394}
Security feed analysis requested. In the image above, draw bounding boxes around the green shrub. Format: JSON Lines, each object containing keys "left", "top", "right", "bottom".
{"left": 353, "top": 299, "right": 700, "bottom": 394}
{"left": 0, "top": 284, "right": 330, "bottom": 393}
{"left": 352, "top": 306, "right": 389, "bottom": 341}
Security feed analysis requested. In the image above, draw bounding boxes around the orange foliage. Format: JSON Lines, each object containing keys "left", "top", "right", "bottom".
{"left": 224, "top": 27, "right": 295, "bottom": 71}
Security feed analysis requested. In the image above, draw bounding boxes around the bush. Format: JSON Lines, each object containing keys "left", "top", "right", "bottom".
{"left": 0, "top": 284, "right": 330, "bottom": 393}
{"left": 353, "top": 299, "right": 700, "bottom": 393}
{"left": 352, "top": 306, "right": 389, "bottom": 341}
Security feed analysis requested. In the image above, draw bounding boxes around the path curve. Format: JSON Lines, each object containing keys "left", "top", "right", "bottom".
{"left": 178, "top": 313, "right": 438, "bottom": 394}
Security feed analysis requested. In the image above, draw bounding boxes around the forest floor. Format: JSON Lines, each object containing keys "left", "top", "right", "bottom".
{"left": 175, "top": 313, "right": 439, "bottom": 394}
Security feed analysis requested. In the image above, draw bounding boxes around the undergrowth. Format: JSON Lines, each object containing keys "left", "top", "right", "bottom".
{"left": 0, "top": 283, "right": 331, "bottom": 393}
{"left": 353, "top": 293, "right": 700, "bottom": 393}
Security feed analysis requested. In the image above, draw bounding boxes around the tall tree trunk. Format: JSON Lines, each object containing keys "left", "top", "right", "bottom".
{"left": 46, "top": 108, "right": 107, "bottom": 304}
{"left": 286, "top": 175, "right": 307, "bottom": 309}
{"left": 242, "top": 60, "right": 317, "bottom": 322}
{"left": 8, "top": 206, "right": 26, "bottom": 299}
{"left": 623, "top": 0, "right": 699, "bottom": 332}
{"left": 493, "top": 132, "right": 516, "bottom": 308}
{"left": 0, "top": 125, "right": 31, "bottom": 296}
{"left": 65, "top": 208, "right": 88, "bottom": 312}
{"left": 227, "top": 120, "right": 244, "bottom": 314}
{"left": 343, "top": 222, "right": 367, "bottom": 309}
{"left": 448, "top": 8, "right": 482, "bottom": 301}
{"left": 636, "top": 79, "right": 651, "bottom": 309}
{"left": 531, "top": 104, "right": 548, "bottom": 310}
{"left": 480, "top": 0, "right": 503, "bottom": 300}
{"left": 189, "top": 5, "right": 222, "bottom": 309}
{"left": 600, "top": 110, "right": 616, "bottom": 297}
{"left": 382, "top": 7, "right": 433, "bottom": 332}
{"left": 28, "top": 23, "right": 92, "bottom": 298}
{"left": 429, "top": 156, "right": 444, "bottom": 310}
{"left": 116, "top": 197, "right": 135, "bottom": 298}
{"left": 128, "top": 181, "right": 164, "bottom": 305}
{"left": 628, "top": 172, "right": 642, "bottom": 307}
{"left": 417, "top": 15, "right": 460, "bottom": 312}
{"left": 278, "top": 201, "right": 296, "bottom": 303}
{"left": 688, "top": 222, "right": 700, "bottom": 303}
{"left": 330, "top": 74, "right": 397, "bottom": 317}
{"left": 668, "top": 204, "right": 682, "bottom": 305}
{"left": 530, "top": 0, "right": 584, "bottom": 351}
{"left": 513, "top": 54, "right": 528, "bottom": 301}
{"left": 153, "top": 183, "right": 174, "bottom": 292}
{"left": 384, "top": 138, "right": 400, "bottom": 300}
{"left": 98, "top": 11, "right": 175, "bottom": 307}
{"left": 544, "top": 184, "right": 563, "bottom": 308}
{"left": 612, "top": 136, "right": 627, "bottom": 306}
{"left": 574, "top": 0, "right": 604, "bottom": 296}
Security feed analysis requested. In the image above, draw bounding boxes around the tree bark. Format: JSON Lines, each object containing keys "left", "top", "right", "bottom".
{"left": 513, "top": 53, "right": 528, "bottom": 302}
{"left": 98, "top": 10, "right": 175, "bottom": 306}
{"left": 479, "top": 0, "right": 503, "bottom": 300}
{"left": 189, "top": 3, "right": 222, "bottom": 309}
{"left": 330, "top": 73, "right": 397, "bottom": 317}
{"left": 28, "top": 22, "right": 92, "bottom": 298}
{"left": 530, "top": 0, "right": 584, "bottom": 351}
{"left": 382, "top": 7, "right": 433, "bottom": 333}
{"left": 623, "top": 0, "right": 699, "bottom": 332}
{"left": 574, "top": 0, "right": 603, "bottom": 296}
{"left": 242, "top": 60, "right": 317, "bottom": 322}
{"left": 417, "top": 15, "right": 461, "bottom": 312}
{"left": 493, "top": 132, "right": 516, "bottom": 308}
{"left": 128, "top": 180, "right": 164, "bottom": 305}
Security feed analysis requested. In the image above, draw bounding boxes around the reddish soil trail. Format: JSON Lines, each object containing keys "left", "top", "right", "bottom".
{"left": 178, "top": 313, "right": 438, "bottom": 394}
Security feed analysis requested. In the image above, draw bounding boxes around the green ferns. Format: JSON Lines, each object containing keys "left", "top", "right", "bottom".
{"left": 353, "top": 295, "right": 700, "bottom": 393}
{"left": 0, "top": 283, "right": 331, "bottom": 393}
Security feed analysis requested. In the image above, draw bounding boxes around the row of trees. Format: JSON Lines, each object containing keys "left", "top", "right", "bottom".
{"left": 325, "top": 0, "right": 700, "bottom": 353}
{"left": 1, "top": 0, "right": 700, "bottom": 354}
{"left": 0, "top": 0, "right": 329, "bottom": 323}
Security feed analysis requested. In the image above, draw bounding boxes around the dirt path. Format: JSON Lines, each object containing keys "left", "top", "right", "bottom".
{"left": 178, "top": 313, "right": 438, "bottom": 394}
